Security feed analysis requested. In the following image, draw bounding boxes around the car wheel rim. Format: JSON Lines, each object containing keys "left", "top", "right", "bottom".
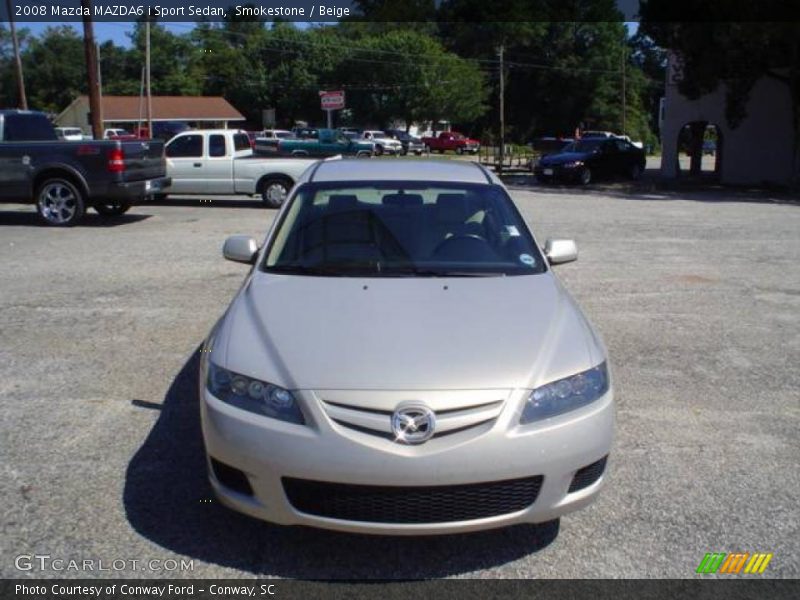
{"left": 581, "top": 170, "right": 591, "bottom": 185}
{"left": 265, "top": 183, "right": 287, "bottom": 204}
{"left": 39, "top": 183, "right": 76, "bottom": 224}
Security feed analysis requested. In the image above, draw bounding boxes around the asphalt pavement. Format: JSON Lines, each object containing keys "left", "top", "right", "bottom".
{"left": 1, "top": 183, "right": 798, "bottom": 579}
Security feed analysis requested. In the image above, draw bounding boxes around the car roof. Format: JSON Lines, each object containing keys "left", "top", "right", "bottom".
{"left": 308, "top": 159, "right": 498, "bottom": 185}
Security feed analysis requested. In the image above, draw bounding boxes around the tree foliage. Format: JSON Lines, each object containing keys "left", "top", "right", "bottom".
{"left": 1, "top": 16, "right": 656, "bottom": 145}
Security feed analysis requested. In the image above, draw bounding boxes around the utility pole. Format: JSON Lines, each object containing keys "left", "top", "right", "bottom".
{"left": 81, "top": 0, "right": 102, "bottom": 139}
{"left": 145, "top": 20, "right": 153, "bottom": 138}
{"left": 6, "top": 0, "right": 28, "bottom": 109}
{"left": 497, "top": 44, "right": 505, "bottom": 175}
{"left": 95, "top": 41, "right": 104, "bottom": 132}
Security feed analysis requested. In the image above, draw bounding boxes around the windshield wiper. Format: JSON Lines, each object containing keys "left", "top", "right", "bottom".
{"left": 266, "top": 262, "right": 389, "bottom": 277}
{"left": 381, "top": 266, "right": 504, "bottom": 278}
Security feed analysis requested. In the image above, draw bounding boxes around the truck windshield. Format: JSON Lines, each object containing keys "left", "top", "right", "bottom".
{"left": 262, "top": 182, "right": 545, "bottom": 277}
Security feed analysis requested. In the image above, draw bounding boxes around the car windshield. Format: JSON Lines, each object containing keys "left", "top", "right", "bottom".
{"left": 563, "top": 139, "right": 604, "bottom": 153}
{"left": 262, "top": 182, "right": 545, "bottom": 277}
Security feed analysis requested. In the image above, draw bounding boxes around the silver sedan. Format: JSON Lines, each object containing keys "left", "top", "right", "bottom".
{"left": 200, "top": 159, "right": 614, "bottom": 535}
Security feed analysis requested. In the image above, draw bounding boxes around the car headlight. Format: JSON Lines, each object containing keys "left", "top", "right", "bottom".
{"left": 563, "top": 160, "right": 584, "bottom": 168}
{"left": 207, "top": 362, "right": 304, "bottom": 424}
{"left": 520, "top": 362, "right": 609, "bottom": 424}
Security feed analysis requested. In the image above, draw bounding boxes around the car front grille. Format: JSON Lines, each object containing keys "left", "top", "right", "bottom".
{"left": 282, "top": 476, "right": 543, "bottom": 524}
{"left": 320, "top": 398, "right": 505, "bottom": 442}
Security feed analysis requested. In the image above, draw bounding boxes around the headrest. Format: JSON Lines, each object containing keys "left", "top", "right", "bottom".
{"left": 328, "top": 194, "right": 359, "bottom": 211}
{"left": 435, "top": 193, "right": 469, "bottom": 223}
{"left": 382, "top": 193, "right": 424, "bottom": 207}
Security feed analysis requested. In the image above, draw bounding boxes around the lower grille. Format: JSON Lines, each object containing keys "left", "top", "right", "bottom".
{"left": 568, "top": 456, "right": 608, "bottom": 493}
{"left": 210, "top": 457, "right": 253, "bottom": 496}
{"left": 282, "top": 476, "right": 543, "bottom": 524}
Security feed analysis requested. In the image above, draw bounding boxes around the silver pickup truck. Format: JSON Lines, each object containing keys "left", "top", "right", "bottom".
{"left": 161, "top": 129, "right": 319, "bottom": 207}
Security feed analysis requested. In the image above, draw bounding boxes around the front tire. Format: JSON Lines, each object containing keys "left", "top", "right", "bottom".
{"left": 355, "top": 150, "right": 372, "bottom": 158}
{"left": 578, "top": 167, "right": 592, "bottom": 186}
{"left": 94, "top": 201, "right": 132, "bottom": 216}
{"left": 36, "top": 177, "right": 86, "bottom": 226}
{"left": 456, "top": 147, "right": 464, "bottom": 155}
{"left": 629, "top": 163, "right": 643, "bottom": 180}
{"left": 375, "top": 145, "right": 384, "bottom": 156}
{"left": 260, "top": 177, "right": 292, "bottom": 208}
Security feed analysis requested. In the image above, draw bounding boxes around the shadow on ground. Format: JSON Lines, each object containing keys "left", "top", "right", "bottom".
{"left": 0, "top": 210, "right": 152, "bottom": 227}
{"left": 124, "top": 348, "right": 559, "bottom": 578}
{"left": 503, "top": 170, "right": 799, "bottom": 205}
{"left": 148, "top": 197, "right": 269, "bottom": 210}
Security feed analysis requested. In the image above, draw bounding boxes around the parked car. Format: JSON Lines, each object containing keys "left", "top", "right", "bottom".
{"left": 582, "top": 131, "right": 644, "bottom": 149}
{"left": 359, "top": 130, "right": 403, "bottom": 156}
{"left": 136, "top": 121, "right": 190, "bottom": 141}
{"left": 277, "top": 128, "right": 374, "bottom": 158}
{"left": 54, "top": 127, "right": 85, "bottom": 141}
{"left": 533, "top": 137, "right": 646, "bottom": 185}
{"left": 292, "top": 127, "right": 320, "bottom": 140}
{"left": 202, "top": 159, "right": 614, "bottom": 534}
{"left": 386, "top": 129, "right": 426, "bottom": 155}
{"left": 253, "top": 129, "right": 296, "bottom": 155}
{"left": 0, "top": 110, "right": 170, "bottom": 225}
{"left": 422, "top": 131, "right": 480, "bottom": 154}
{"left": 337, "top": 127, "right": 361, "bottom": 137}
{"left": 161, "top": 129, "right": 318, "bottom": 207}
{"left": 103, "top": 128, "right": 130, "bottom": 139}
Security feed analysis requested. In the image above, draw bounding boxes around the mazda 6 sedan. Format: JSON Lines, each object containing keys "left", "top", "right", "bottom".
{"left": 200, "top": 159, "right": 614, "bottom": 535}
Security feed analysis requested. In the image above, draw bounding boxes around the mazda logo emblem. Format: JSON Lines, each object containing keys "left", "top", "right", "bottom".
{"left": 391, "top": 403, "right": 436, "bottom": 444}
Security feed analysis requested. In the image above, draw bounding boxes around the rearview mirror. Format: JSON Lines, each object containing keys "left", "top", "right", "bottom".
{"left": 223, "top": 235, "right": 259, "bottom": 264}
{"left": 544, "top": 238, "right": 578, "bottom": 265}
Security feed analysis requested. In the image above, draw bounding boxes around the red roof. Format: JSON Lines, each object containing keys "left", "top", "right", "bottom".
{"left": 76, "top": 95, "right": 244, "bottom": 122}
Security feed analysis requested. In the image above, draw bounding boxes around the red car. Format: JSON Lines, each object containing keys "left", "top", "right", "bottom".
{"left": 421, "top": 131, "right": 480, "bottom": 155}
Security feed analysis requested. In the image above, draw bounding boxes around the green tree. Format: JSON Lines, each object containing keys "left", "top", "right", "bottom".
{"left": 336, "top": 30, "right": 487, "bottom": 128}
{"left": 23, "top": 26, "right": 86, "bottom": 113}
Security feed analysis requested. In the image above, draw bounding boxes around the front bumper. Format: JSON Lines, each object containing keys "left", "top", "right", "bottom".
{"left": 201, "top": 386, "right": 614, "bottom": 535}
{"left": 534, "top": 164, "right": 582, "bottom": 182}
{"left": 94, "top": 176, "right": 172, "bottom": 202}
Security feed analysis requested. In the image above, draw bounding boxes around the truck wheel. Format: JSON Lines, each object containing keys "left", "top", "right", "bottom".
{"left": 291, "top": 150, "right": 309, "bottom": 157}
{"left": 356, "top": 151, "right": 372, "bottom": 159}
{"left": 260, "top": 177, "right": 292, "bottom": 208}
{"left": 375, "top": 145, "right": 384, "bottom": 156}
{"left": 94, "top": 201, "right": 132, "bottom": 216}
{"left": 456, "top": 147, "right": 464, "bottom": 155}
{"left": 36, "top": 177, "right": 86, "bottom": 226}
{"left": 629, "top": 163, "right": 643, "bottom": 180}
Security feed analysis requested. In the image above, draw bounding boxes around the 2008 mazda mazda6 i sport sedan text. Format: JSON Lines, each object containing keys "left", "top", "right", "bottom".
{"left": 200, "top": 159, "right": 614, "bottom": 535}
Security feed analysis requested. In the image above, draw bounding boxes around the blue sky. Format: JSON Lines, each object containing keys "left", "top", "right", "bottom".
{"left": 19, "top": 21, "right": 639, "bottom": 46}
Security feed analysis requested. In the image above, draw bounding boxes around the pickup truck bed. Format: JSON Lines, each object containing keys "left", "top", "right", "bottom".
{"left": 0, "top": 110, "right": 170, "bottom": 226}
{"left": 162, "top": 129, "right": 319, "bottom": 207}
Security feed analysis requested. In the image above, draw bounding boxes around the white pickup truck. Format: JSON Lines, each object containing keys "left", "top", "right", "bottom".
{"left": 160, "top": 129, "right": 318, "bottom": 207}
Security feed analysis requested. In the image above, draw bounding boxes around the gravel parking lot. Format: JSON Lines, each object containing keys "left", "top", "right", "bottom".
{"left": 1, "top": 183, "right": 798, "bottom": 579}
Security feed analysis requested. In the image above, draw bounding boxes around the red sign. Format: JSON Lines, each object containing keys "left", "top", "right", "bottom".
{"left": 320, "top": 90, "right": 345, "bottom": 110}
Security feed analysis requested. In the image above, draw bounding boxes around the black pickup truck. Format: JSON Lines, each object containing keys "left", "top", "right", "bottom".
{"left": 0, "top": 110, "right": 171, "bottom": 226}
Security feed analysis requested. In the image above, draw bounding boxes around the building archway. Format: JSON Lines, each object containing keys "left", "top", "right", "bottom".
{"left": 676, "top": 121, "right": 723, "bottom": 179}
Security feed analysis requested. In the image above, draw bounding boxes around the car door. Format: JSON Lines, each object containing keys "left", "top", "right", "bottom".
{"left": 165, "top": 133, "right": 204, "bottom": 194}
{"left": 615, "top": 139, "right": 639, "bottom": 174}
{"left": 203, "top": 134, "right": 233, "bottom": 194}
{"left": 593, "top": 140, "right": 619, "bottom": 177}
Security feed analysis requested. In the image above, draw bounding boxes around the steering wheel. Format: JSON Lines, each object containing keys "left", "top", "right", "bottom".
{"left": 431, "top": 234, "right": 490, "bottom": 260}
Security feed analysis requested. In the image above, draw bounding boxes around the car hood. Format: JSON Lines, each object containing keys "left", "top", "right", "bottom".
{"left": 214, "top": 272, "right": 602, "bottom": 391}
{"left": 540, "top": 151, "right": 593, "bottom": 166}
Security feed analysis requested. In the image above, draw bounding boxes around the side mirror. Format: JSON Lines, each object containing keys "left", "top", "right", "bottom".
{"left": 544, "top": 238, "right": 578, "bottom": 265}
{"left": 223, "top": 235, "right": 259, "bottom": 264}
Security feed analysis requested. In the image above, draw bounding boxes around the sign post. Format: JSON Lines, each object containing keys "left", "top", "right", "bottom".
{"left": 319, "top": 90, "right": 345, "bottom": 129}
